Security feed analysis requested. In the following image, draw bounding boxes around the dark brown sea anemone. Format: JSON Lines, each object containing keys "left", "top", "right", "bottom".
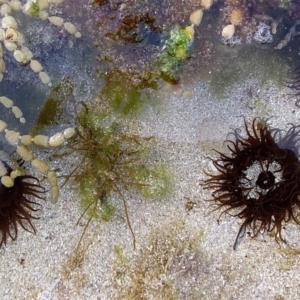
{"left": 0, "top": 164, "right": 45, "bottom": 246}
{"left": 203, "top": 118, "right": 300, "bottom": 250}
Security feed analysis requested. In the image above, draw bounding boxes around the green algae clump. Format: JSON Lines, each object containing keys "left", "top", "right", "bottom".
{"left": 157, "top": 25, "right": 194, "bottom": 84}
{"left": 59, "top": 102, "right": 171, "bottom": 248}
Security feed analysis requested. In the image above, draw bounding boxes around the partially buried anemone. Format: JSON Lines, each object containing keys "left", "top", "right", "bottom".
{"left": 203, "top": 118, "right": 300, "bottom": 250}
{"left": 0, "top": 160, "right": 45, "bottom": 246}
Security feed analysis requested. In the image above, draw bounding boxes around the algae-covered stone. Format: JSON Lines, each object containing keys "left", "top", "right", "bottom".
{"left": 157, "top": 25, "right": 194, "bottom": 83}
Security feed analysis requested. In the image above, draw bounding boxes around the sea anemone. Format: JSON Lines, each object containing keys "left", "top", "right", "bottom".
{"left": 0, "top": 163, "right": 45, "bottom": 246}
{"left": 203, "top": 118, "right": 300, "bottom": 249}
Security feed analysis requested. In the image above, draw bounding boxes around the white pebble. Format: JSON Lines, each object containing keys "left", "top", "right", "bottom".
{"left": 2, "top": 15, "right": 17, "bottom": 29}
{"left": 12, "top": 105, "right": 23, "bottom": 119}
{"left": 38, "top": 0, "right": 49, "bottom": 10}
{"left": 21, "top": 46, "right": 33, "bottom": 60}
{"left": 0, "top": 96, "right": 13, "bottom": 108}
{"left": 0, "top": 74, "right": 3, "bottom": 82}
{"left": 8, "top": 0, "right": 22, "bottom": 11}
{"left": 33, "top": 134, "right": 49, "bottom": 147}
{"left": 49, "top": 0, "right": 64, "bottom": 4}
{"left": 50, "top": 185, "right": 59, "bottom": 204}
{"left": 13, "top": 49, "right": 26, "bottom": 63}
{"left": 0, "top": 161, "right": 7, "bottom": 177}
{"left": 39, "top": 10, "right": 48, "bottom": 20}
{"left": 0, "top": 120, "right": 7, "bottom": 132}
{"left": 5, "top": 129, "right": 20, "bottom": 146}
{"left": 47, "top": 170, "right": 57, "bottom": 186}
{"left": 30, "top": 59, "right": 43, "bottom": 72}
{"left": 190, "top": 9, "right": 203, "bottom": 26}
{"left": 5, "top": 28, "right": 18, "bottom": 41}
{"left": 63, "top": 127, "right": 75, "bottom": 139}
{"left": 75, "top": 32, "right": 81, "bottom": 38}
{"left": 16, "top": 145, "right": 33, "bottom": 161}
{"left": 4, "top": 40, "right": 17, "bottom": 51}
{"left": 184, "top": 25, "right": 195, "bottom": 41}
{"left": 63, "top": 22, "right": 78, "bottom": 35}
{"left": 0, "top": 58, "right": 5, "bottom": 73}
{"left": 20, "top": 117, "right": 25, "bottom": 123}
{"left": 17, "top": 32, "right": 24, "bottom": 44}
{"left": 20, "top": 134, "right": 32, "bottom": 145}
{"left": 0, "top": 3, "right": 11, "bottom": 16}
{"left": 49, "top": 132, "right": 65, "bottom": 147}
{"left": 31, "top": 159, "right": 50, "bottom": 174}
{"left": 48, "top": 0, "right": 64, "bottom": 4}
{"left": 201, "top": 0, "right": 213, "bottom": 9}
{"left": 48, "top": 16, "right": 64, "bottom": 27}
{"left": 222, "top": 24, "right": 235, "bottom": 39}
{"left": 1, "top": 175, "right": 13, "bottom": 187}
{"left": 0, "top": 29, "right": 4, "bottom": 41}
{"left": 10, "top": 169, "right": 23, "bottom": 179}
{"left": 39, "top": 71, "right": 51, "bottom": 84}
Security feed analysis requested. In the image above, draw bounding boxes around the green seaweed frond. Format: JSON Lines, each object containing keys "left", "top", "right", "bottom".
{"left": 59, "top": 102, "right": 171, "bottom": 249}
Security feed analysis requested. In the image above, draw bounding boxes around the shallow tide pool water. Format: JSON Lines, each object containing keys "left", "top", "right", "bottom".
{"left": 1, "top": 1, "right": 300, "bottom": 299}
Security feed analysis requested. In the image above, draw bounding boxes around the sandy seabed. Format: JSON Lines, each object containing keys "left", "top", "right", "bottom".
{"left": 1, "top": 0, "right": 300, "bottom": 299}
{"left": 1, "top": 73, "right": 300, "bottom": 300}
